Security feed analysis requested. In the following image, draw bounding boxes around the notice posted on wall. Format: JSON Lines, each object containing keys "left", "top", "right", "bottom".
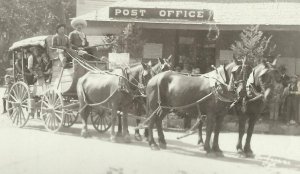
{"left": 219, "top": 50, "right": 233, "bottom": 64}
{"left": 143, "top": 43, "right": 163, "bottom": 59}
{"left": 108, "top": 53, "right": 130, "bottom": 69}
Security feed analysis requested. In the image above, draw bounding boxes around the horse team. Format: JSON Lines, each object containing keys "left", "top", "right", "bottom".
{"left": 77, "top": 56, "right": 280, "bottom": 157}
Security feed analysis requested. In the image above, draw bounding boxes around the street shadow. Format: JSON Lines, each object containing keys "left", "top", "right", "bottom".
{"left": 22, "top": 123, "right": 300, "bottom": 171}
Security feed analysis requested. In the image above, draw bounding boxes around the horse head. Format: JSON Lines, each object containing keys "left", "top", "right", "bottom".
{"left": 141, "top": 61, "right": 153, "bottom": 87}
{"left": 153, "top": 55, "right": 172, "bottom": 74}
{"left": 228, "top": 58, "right": 253, "bottom": 99}
{"left": 246, "top": 59, "right": 280, "bottom": 102}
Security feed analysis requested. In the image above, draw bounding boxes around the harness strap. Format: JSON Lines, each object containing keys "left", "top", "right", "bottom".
{"left": 78, "top": 87, "right": 119, "bottom": 113}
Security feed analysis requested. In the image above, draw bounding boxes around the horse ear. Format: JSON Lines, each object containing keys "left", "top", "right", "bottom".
{"left": 272, "top": 58, "right": 277, "bottom": 66}
{"left": 158, "top": 57, "right": 164, "bottom": 64}
{"left": 141, "top": 62, "right": 147, "bottom": 69}
{"left": 167, "top": 54, "right": 173, "bottom": 62}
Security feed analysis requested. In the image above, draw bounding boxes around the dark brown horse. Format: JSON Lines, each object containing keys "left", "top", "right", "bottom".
{"left": 145, "top": 63, "right": 239, "bottom": 154}
{"left": 77, "top": 62, "right": 153, "bottom": 142}
{"left": 197, "top": 60, "right": 253, "bottom": 145}
{"left": 131, "top": 57, "right": 172, "bottom": 140}
{"left": 115, "top": 57, "right": 172, "bottom": 139}
{"left": 235, "top": 59, "right": 280, "bottom": 157}
{"left": 196, "top": 60, "right": 279, "bottom": 157}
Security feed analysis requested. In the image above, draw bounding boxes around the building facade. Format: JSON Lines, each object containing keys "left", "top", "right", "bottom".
{"left": 76, "top": 0, "right": 300, "bottom": 75}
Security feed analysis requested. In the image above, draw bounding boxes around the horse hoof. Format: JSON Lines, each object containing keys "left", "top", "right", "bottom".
{"left": 205, "top": 152, "right": 216, "bottom": 158}
{"left": 215, "top": 151, "right": 224, "bottom": 157}
{"left": 81, "top": 130, "right": 89, "bottom": 138}
{"left": 159, "top": 143, "right": 167, "bottom": 149}
{"left": 116, "top": 132, "right": 123, "bottom": 137}
{"left": 244, "top": 152, "right": 255, "bottom": 158}
{"left": 197, "top": 141, "right": 204, "bottom": 146}
{"left": 150, "top": 144, "right": 160, "bottom": 150}
{"left": 123, "top": 135, "right": 131, "bottom": 143}
{"left": 134, "top": 134, "right": 142, "bottom": 141}
{"left": 237, "top": 148, "right": 244, "bottom": 154}
{"left": 110, "top": 136, "right": 117, "bottom": 142}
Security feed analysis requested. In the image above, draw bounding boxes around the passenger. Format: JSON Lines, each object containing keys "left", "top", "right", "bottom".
{"left": 21, "top": 49, "right": 34, "bottom": 85}
{"left": 27, "top": 47, "right": 41, "bottom": 85}
{"left": 41, "top": 53, "right": 52, "bottom": 83}
{"left": 33, "top": 50, "right": 45, "bottom": 86}
{"left": 52, "top": 24, "right": 70, "bottom": 67}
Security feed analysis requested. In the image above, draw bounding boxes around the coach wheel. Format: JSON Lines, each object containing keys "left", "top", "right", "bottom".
{"left": 63, "top": 109, "right": 78, "bottom": 127}
{"left": 41, "top": 89, "right": 64, "bottom": 132}
{"left": 7, "top": 82, "right": 30, "bottom": 128}
{"left": 90, "top": 108, "right": 112, "bottom": 133}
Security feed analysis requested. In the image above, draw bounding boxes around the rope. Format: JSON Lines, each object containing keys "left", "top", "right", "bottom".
{"left": 66, "top": 50, "right": 144, "bottom": 90}
{"left": 135, "top": 106, "right": 160, "bottom": 130}
{"left": 160, "top": 92, "right": 213, "bottom": 110}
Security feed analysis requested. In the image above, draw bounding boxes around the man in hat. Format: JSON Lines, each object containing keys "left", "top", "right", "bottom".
{"left": 285, "top": 74, "right": 299, "bottom": 125}
{"left": 52, "top": 24, "right": 70, "bottom": 67}
{"left": 69, "top": 18, "right": 89, "bottom": 51}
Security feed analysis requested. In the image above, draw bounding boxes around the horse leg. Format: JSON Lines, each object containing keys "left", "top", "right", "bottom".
{"left": 80, "top": 106, "right": 90, "bottom": 138}
{"left": 197, "top": 115, "right": 206, "bottom": 145}
{"left": 212, "top": 114, "right": 224, "bottom": 156}
{"left": 134, "top": 119, "right": 142, "bottom": 141}
{"left": 236, "top": 111, "right": 247, "bottom": 153}
{"left": 116, "top": 112, "right": 122, "bottom": 137}
{"left": 148, "top": 117, "right": 159, "bottom": 150}
{"left": 157, "top": 109, "right": 168, "bottom": 149}
{"left": 122, "top": 111, "right": 131, "bottom": 143}
{"left": 204, "top": 113, "right": 214, "bottom": 153}
{"left": 110, "top": 106, "right": 118, "bottom": 142}
{"left": 244, "top": 114, "right": 257, "bottom": 157}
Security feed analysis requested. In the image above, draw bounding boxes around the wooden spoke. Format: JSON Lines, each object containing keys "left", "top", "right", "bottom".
{"left": 41, "top": 89, "right": 64, "bottom": 132}
{"left": 54, "top": 110, "right": 63, "bottom": 115}
{"left": 8, "top": 82, "right": 30, "bottom": 128}
{"left": 62, "top": 110, "right": 78, "bottom": 128}
{"left": 9, "top": 94, "right": 18, "bottom": 103}
{"left": 55, "top": 113, "right": 63, "bottom": 122}
{"left": 91, "top": 109, "right": 112, "bottom": 133}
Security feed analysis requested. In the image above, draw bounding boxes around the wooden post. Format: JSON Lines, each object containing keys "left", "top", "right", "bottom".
{"left": 12, "top": 51, "right": 15, "bottom": 82}
{"left": 22, "top": 50, "right": 24, "bottom": 82}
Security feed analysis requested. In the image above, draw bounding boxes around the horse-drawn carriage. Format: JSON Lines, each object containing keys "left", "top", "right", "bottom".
{"left": 6, "top": 34, "right": 281, "bottom": 157}
{"left": 7, "top": 35, "right": 112, "bottom": 133}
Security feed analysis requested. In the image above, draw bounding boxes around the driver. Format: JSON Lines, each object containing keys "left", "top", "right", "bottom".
{"left": 69, "top": 18, "right": 89, "bottom": 51}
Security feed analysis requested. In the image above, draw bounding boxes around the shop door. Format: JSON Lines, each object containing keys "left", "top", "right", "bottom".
{"left": 196, "top": 46, "right": 216, "bottom": 74}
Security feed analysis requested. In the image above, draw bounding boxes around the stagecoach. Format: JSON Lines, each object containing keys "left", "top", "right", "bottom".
{"left": 7, "top": 35, "right": 113, "bottom": 133}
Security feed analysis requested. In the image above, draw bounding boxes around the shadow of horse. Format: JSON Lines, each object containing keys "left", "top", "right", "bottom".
{"left": 23, "top": 124, "right": 300, "bottom": 171}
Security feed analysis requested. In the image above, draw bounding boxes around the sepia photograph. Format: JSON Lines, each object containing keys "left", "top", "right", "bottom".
{"left": 0, "top": 0, "right": 300, "bottom": 173}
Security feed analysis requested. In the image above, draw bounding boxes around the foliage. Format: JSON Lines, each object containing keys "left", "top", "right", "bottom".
{"left": 106, "top": 23, "right": 145, "bottom": 59}
{"left": 0, "top": 0, "right": 76, "bottom": 61}
{"left": 231, "top": 25, "right": 273, "bottom": 65}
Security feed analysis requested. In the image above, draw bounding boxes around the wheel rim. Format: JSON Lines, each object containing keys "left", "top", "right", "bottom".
{"left": 62, "top": 109, "right": 78, "bottom": 127}
{"left": 41, "top": 89, "right": 64, "bottom": 132}
{"left": 90, "top": 108, "right": 112, "bottom": 133}
{"left": 8, "top": 82, "right": 30, "bottom": 128}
